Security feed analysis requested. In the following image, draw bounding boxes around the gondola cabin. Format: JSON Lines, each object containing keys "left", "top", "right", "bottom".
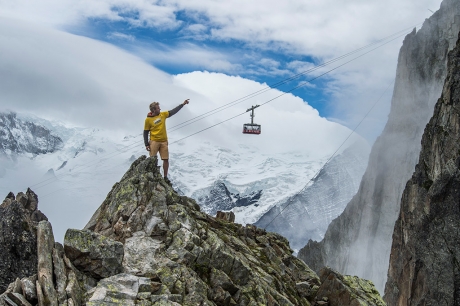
{"left": 243, "top": 123, "right": 261, "bottom": 134}
{"left": 243, "top": 105, "right": 261, "bottom": 135}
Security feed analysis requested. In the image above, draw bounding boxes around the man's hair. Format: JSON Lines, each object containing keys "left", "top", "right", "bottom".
{"left": 149, "top": 102, "right": 159, "bottom": 112}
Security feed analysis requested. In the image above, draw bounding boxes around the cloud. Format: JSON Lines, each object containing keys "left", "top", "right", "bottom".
{"left": 107, "top": 31, "right": 136, "bottom": 41}
{"left": 133, "top": 42, "right": 243, "bottom": 73}
{"left": 0, "top": 0, "right": 443, "bottom": 144}
{"left": 0, "top": 19, "right": 364, "bottom": 154}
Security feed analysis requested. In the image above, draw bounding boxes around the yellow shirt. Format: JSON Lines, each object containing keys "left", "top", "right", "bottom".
{"left": 144, "top": 111, "right": 170, "bottom": 142}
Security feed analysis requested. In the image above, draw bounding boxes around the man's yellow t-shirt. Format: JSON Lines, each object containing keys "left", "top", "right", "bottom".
{"left": 144, "top": 111, "right": 170, "bottom": 142}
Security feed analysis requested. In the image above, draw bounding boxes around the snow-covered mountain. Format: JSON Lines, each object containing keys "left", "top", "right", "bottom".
{"left": 254, "top": 142, "right": 370, "bottom": 251}
{"left": 168, "top": 141, "right": 335, "bottom": 225}
{"left": 0, "top": 111, "right": 370, "bottom": 244}
{"left": 0, "top": 112, "right": 63, "bottom": 157}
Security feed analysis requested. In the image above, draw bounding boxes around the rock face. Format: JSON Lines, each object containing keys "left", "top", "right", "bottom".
{"left": 0, "top": 188, "right": 48, "bottom": 293}
{"left": 383, "top": 31, "right": 460, "bottom": 305}
{"left": 64, "top": 229, "right": 124, "bottom": 279}
{"left": 0, "top": 112, "right": 63, "bottom": 157}
{"left": 1, "top": 156, "right": 386, "bottom": 305}
{"left": 299, "top": 0, "right": 460, "bottom": 292}
{"left": 255, "top": 143, "right": 368, "bottom": 251}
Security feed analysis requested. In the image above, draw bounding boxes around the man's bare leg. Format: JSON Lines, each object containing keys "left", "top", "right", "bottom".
{"left": 163, "top": 159, "right": 169, "bottom": 178}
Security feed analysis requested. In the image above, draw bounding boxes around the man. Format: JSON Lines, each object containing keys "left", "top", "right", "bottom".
{"left": 144, "top": 99, "right": 189, "bottom": 185}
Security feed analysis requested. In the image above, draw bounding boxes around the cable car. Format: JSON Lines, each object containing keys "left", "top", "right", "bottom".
{"left": 243, "top": 105, "right": 261, "bottom": 135}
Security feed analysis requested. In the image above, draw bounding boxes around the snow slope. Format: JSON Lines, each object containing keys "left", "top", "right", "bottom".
{"left": 0, "top": 112, "right": 370, "bottom": 243}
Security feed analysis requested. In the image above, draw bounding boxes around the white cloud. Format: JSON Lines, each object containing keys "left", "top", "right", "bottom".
{"left": 287, "top": 60, "right": 315, "bottom": 74}
{"left": 0, "top": 0, "right": 443, "bottom": 143}
{"left": 133, "top": 42, "right": 243, "bottom": 73}
{"left": 107, "top": 32, "right": 136, "bottom": 41}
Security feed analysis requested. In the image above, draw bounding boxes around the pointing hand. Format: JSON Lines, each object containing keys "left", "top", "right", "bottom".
{"left": 183, "top": 99, "right": 190, "bottom": 105}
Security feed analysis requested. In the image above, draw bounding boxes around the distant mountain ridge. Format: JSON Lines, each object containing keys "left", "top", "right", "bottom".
{"left": 255, "top": 142, "right": 369, "bottom": 251}
{"left": 0, "top": 112, "right": 63, "bottom": 156}
{"left": 193, "top": 180, "right": 263, "bottom": 216}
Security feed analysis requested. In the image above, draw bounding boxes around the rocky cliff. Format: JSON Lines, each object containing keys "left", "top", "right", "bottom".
{"left": 0, "top": 156, "right": 385, "bottom": 305}
{"left": 299, "top": 0, "right": 460, "bottom": 292}
{"left": 383, "top": 29, "right": 460, "bottom": 306}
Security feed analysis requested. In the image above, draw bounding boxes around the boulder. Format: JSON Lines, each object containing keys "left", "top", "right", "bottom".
{"left": 64, "top": 229, "right": 124, "bottom": 279}
{"left": 86, "top": 273, "right": 142, "bottom": 305}
{"left": 316, "top": 267, "right": 385, "bottom": 306}
{"left": 216, "top": 211, "right": 235, "bottom": 223}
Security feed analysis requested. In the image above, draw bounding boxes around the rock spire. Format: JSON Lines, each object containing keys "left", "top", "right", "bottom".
{"left": 299, "top": 0, "right": 460, "bottom": 292}
{"left": 384, "top": 29, "right": 460, "bottom": 305}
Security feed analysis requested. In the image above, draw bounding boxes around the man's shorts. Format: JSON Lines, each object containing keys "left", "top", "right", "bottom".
{"left": 149, "top": 141, "right": 169, "bottom": 160}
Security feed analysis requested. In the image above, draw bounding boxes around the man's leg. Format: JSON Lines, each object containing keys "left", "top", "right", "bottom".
{"left": 163, "top": 159, "right": 169, "bottom": 178}
{"left": 158, "top": 142, "right": 170, "bottom": 181}
{"left": 149, "top": 141, "right": 160, "bottom": 157}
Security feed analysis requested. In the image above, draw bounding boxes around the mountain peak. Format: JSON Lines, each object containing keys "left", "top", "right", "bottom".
{"left": 1, "top": 155, "right": 385, "bottom": 305}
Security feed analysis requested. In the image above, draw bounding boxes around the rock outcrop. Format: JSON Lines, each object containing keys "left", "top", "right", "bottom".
{"left": 0, "top": 188, "right": 48, "bottom": 293}
{"left": 299, "top": 0, "right": 460, "bottom": 292}
{"left": 1, "top": 156, "right": 385, "bottom": 305}
{"left": 383, "top": 29, "right": 460, "bottom": 305}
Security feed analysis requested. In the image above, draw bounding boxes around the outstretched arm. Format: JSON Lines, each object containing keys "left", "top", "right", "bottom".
{"left": 168, "top": 99, "right": 189, "bottom": 117}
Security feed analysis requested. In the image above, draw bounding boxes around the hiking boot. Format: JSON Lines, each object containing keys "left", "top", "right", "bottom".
{"left": 164, "top": 177, "right": 172, "bottom": 186}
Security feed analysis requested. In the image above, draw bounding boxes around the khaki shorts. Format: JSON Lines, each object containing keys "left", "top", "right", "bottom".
{"left": 149, "top": 141, "right": 169, "bottom": 160}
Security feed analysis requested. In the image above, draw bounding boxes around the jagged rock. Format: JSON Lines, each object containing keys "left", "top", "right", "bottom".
{"left": 383, "top": 29, "right": 460, "bottom": 305}
{"left": 0, "top": 189, "right": 47, "bottom": 293}
{"left": 64, "top": 229, "right": 124, "bottom": 279}
{"left": 315, "top": 267, "right": 385, "bottom": 306}
{"left": 63, "top": 254, "right": 97, "bottom": 294}
{"left": 65, "top": 271, "right": 82, "bottom": 306}
{"left": 216, "top": 211, "right": 235, "bottom": 223}
{"left": 20, "top": 275, "right": 37, "bottom": 304}
{"left": 37, "top": 221, "right": 58, "bottom": 305}
{"left": 86, "top": 273, "right": 141, "bottom": 305}
{"left": 123, "top": 231, "right": 162, "bottom": 277}
{"left": 52, "top": 243, "right": 67, "bottom": 304}
{"left": 6, "top": 292, "right": 32, "bottom": 306}
{"left": 299, "top": 0, "right": 460, "bottom": 292}
{"left": 11, "top": 279, "right": 22, "bottom": 294}
{"left": 35, "top": 281, "right": 45, "bottom": 306}
{"left": 82, "top": 155, "right": 386, "bottom": 305}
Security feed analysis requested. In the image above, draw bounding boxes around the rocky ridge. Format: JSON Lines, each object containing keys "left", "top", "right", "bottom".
{"left": 299, "top": 0, "right": 460, "bottom": 292}
{"left": 383, "top": 29, "right": 460, "bottom": 305}
{"left": 0, "top": 156, "right": 385, "bottom": 305}
{"left": 0, "top": 189, "right": 48, "bottom": 293}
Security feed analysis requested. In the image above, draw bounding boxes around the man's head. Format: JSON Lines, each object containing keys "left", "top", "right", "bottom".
{"left": 149, "top": 102, "right": 161, "bottom": 116}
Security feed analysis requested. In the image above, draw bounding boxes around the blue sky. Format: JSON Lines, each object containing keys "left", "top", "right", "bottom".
{"left": 0, "top": 0, "right": 442, "bottom": 143}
